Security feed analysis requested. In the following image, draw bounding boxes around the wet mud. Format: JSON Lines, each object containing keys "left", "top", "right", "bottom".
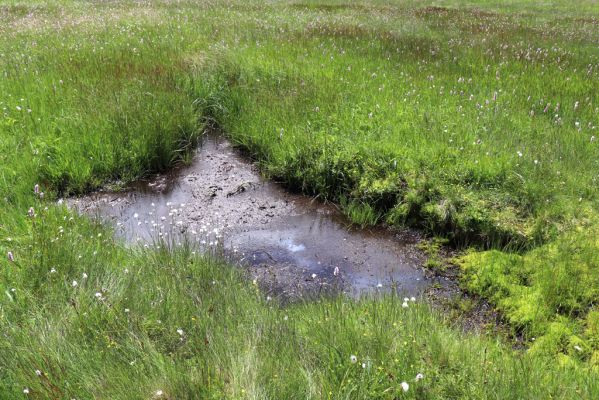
{"left": 71, "top": 135, "right": 443, "bottom": 300}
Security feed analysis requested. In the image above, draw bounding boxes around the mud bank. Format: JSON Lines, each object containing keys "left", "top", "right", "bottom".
{"left": 71, "top": 135, "right": 443, "bottom": 299}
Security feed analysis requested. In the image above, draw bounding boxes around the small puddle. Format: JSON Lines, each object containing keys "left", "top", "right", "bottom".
{"left": 71, "top": 135, "right": 439, "bottom": 299}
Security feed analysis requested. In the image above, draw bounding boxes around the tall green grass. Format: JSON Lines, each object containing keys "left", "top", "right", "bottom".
{"left": 1, "top": 207, "right": 597, "bottom": 398}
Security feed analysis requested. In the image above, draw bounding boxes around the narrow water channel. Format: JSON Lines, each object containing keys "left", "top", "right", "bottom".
{"left": 71, "top": 135, "right": 440, "bottom": 299}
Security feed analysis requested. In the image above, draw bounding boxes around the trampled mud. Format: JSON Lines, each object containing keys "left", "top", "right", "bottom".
{"left": 71, "top": 135, "right": 441, "bottom": 299}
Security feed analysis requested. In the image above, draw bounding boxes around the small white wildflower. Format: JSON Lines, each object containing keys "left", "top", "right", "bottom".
{"left": 362, "top": 363, "right": 366, "bottom": 369}
{"left": 94, "top": 292, "right": 102, "bottom": 299}
{"left": 72, "top": 280, "right": 78, "bottom": 287}
{"left": 574, "top": 345, "right": 583, "bottom": 352}
{"left": 23, "top": 388, "right": 29, "bottom": 394}
{"left": 415, "top": 373, "right": 424, "bottom": 381}
{"left": 402, "top": 301, "right": 409, "bottom": 308}
{"left": 124, "top": 308, "right": 130, "bottom": 313}
{"left": 155, "top": 390, "right": 163, "bottom": 397}
{"left": 311, "top": 273, "right": 317, "bottom": 279}
{"left": 50, "top": 268, "right": 56, "bottom": 273}
{"left": 333, "top": 266, "right": 340, "bottom": 276}
{"left": 176, "top": 328, "right": 184, "bottom": 336}
{"left": 350, "top": 355, "right": 357, "bottom": 364}
{"left": 82, "top": 272, "right": 88, "bottom": 279}
{"left": 376, "top": 283, "right": 383, "bottom": 288}
{"left": 35, "top": 370, "right": 42, "bottom": 376}
{"left": 400, "top": 382, "right": 409, "bottom": 392}
{"left": 410, "top": 296, "right": 416, "bottom": 302}
{"left": 517, "top": 151, "right": 523, "bottom": 157}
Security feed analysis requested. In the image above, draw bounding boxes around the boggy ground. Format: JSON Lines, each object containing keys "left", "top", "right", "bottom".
{"left": 72, "top": 134, "right": 436, "bottom": 300}
{"left": 1, "top": 0, "right": 599, "bottom": 398}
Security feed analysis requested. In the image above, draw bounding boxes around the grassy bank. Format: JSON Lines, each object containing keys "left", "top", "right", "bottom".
{"left": 0, "top": 208, "right": 597, "bottom": 399}
{"left": 1, "top": 0, "right": 598, "bottom": 397}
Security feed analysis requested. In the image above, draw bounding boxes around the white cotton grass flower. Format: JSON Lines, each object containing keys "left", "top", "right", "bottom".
{"left": 350, "top": 354, "right": 357, "bottom": 364}
{"left": 400, "top": 381, "right": 409, "bottom": 392}
{"left": 410, "top": 296, "right": 416, "bottom": 302}
{"left": 415, "top": 373, "right": 424, "bottom": 381}
{"left": 402, "top": 301, "right": 409, "bottom": 308}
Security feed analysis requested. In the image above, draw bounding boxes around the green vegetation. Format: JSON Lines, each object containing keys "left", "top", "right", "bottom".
{"left": 2, "top": 217, "right": 597, "bottom": 398}
{"left": 1, "top": 0, "right": 598, "bottom": 398}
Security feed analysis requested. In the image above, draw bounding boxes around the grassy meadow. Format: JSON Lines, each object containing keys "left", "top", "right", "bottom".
{"left": 1, "top": 0, "right": 598, "bottom": 398}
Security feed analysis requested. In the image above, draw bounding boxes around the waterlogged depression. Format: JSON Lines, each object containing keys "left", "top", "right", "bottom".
{"left": 71, "top": 135, "right": 439, "bottom": 298}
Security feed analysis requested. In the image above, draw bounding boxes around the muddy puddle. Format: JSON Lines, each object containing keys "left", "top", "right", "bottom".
{"left": 71, "top": 135, "right": 441, "bottom": 299}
